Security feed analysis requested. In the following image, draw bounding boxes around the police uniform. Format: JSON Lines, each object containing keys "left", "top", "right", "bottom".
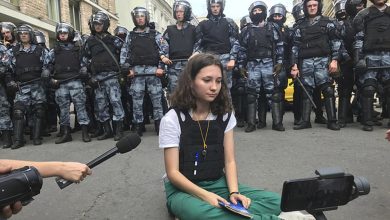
{"left": 0, "top": 44, "right": 13, "bottom": 148}
{"left": 3, "top": 43, "right": 49, "bottom": 148}
{"left": 83, "top": 33, "right": 125, "bottom": 140}
{"left": 239, "top": 21, "right": 285, "bottom": 132}
{"left": 163, "top": 22, "right": 196, "bottom": 94}
{"left": 120, "top": 26, "right": 168, "bottom": 136}
{"left": 48, "top": 40, "right": 91, "bottom": 143}
{"left": 353, "top": 4, "right": 390, "bottom": 130}
{"left": 194, "top": 15, "right": 240, "bottom": 89}
{"left": 291, "top": 13, "right": 342, "bottom": 130}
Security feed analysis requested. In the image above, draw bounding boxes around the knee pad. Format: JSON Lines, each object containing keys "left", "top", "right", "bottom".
{"left": 361, "top": 85, "right": 376, "bottom": 98}
{"left": 34, "top": 104, "right": 46, "bottom": 119}
{"left": 13, "top": 109, "right": 24, "bottom": 120}
{"left": 321, "top": 85, "right": 335, "bottom": 98}
{"left": 271, "top": 91, "right": 283, "bottom": 103}
{"left": 246, "top": 93, "right": 257, "bottom": 104}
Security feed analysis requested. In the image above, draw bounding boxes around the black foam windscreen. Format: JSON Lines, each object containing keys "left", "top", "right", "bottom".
{"left": 116, "top": 133, "right": 141, "bottom": 153}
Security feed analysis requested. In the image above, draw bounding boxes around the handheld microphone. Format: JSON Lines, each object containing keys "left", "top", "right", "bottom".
{"left": 55, "top": 134, "right": 141, "bottom": 189}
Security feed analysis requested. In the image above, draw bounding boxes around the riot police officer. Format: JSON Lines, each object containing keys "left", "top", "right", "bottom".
{"left": 0, "top": 22, "right": 17, "bottom": 49}
{"left": 353, "top": 0, "right": 390, "bottom": 130}
{"left": 120, "top": 7, "right": 169, "bottom": 136}
{"left": 0, "top": 36, "right": 13, "bottom": 148}
{"left": 334, "top": 0, "right": 356, "bottom": 127}
{"left": 48, "top": 23, "right": 91, "bottom": 143}
{"left": 291, "top": 0, "right": 342, "bottom": 131}
{"left": 239, "top": 1, "right": 285, "bottom": 132}
{"left": 163, "top": 0, "right": 196, "bottom": 96}
{"left": 194, "top": 0, "right": 240, "bottom": 90}
{"left": 3, "top": 24, "right": 50, "bottom": 148}
{"left": 83, "top": 11, "right": 125, "bottom": 141}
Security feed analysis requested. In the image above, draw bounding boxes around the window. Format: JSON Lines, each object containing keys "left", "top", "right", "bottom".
{"left": 69, "top": 0, "right": 81, "bottom": 31}
{"left": 47, "top": 0, "right": 60, "bottom": 22}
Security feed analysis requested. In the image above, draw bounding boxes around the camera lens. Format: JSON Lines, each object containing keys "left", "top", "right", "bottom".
{"left": 354, "top": 176, "right": 370, "bottom": 196}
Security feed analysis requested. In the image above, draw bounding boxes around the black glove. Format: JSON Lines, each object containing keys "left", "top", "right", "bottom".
{"left": 7, "top": 81, "right": 19, "bottom": 92}
{"left": 0, "top": 66, "right": 6, "bottom": 78}
{"left": 49, "top": 79, "right": 60, "bottom": 89}
{"left": 79, "top": 67, "right": 89, "bottom": 79}
{"left": 88, "top": 78, "right": 99, "bottom": 89}
{"left": 355, "top": 59, "right": 367, "bottom": 75}
{"left": 121, "top": 63, "right": 131, "bottom": 75}
{"left": 273, "top": 63, "right": 283, "bottom": 75}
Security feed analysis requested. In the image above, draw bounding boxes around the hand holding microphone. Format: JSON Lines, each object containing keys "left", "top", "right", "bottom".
{"left": 55, "top": 134, "right": 141, "bottom": 189}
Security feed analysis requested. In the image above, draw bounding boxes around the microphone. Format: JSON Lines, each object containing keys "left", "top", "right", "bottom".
{"left": 55, "top": 134, "right": 141, "bottom": 189}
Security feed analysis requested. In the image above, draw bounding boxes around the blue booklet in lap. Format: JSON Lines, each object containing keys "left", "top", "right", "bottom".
{"left": 219, "top": 201, "right": 254, "bottom": 219}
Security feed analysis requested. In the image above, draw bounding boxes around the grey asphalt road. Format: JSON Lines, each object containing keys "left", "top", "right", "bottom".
{"left": 1, "top": 112, "right": 389, "bottom": 220}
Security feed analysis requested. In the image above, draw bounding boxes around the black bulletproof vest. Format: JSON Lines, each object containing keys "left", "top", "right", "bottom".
{"left": 130, "top": 30, "right": 159, "bottom": 66}
{"left": 280, "top": 25, "right": 292, "bottom": 68}
{"left": 175, "top": 108, "right": 230, "bottom": 182}
{"left": 54, "top": 43, "right": 80, "bottom": 80}
{"left": 166, "top": 24, "right": 196, "bottom": 60}
{"left": 247, "top": 24, "right": 273, "bottom": 60}
{"left": 299, "top": 17, "right": 332, "bottom": 58}
{"left": 87, "top": 35, "right": 119, "bottom": 73}
{"left": 341, "top": 19, "right": 355, "bottom": 54}
{"left": 200, "top": 18, "right": 231, "bottom": 54}
{"left": 363, "top": 7, "right": 390, "bottom": 52}
{"left": 14, "top": 45, "right": 43, "bottom": 82}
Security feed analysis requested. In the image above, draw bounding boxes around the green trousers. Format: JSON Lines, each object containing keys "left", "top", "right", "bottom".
{"left": 165, "top": 176, "right": 281, "bottom": 220}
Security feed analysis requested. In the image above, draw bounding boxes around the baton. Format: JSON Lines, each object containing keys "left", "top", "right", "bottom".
{"left": 54, "top": 74, "right": 82, "bottom": 85}
{"left": 293, "top": 77, "right": 317, "bottom": 109}
{"left": 18, "top": 78, "right": 41, "bottom": 87}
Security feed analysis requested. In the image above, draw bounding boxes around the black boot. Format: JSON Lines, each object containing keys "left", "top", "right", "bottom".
{"left": 361, "top": 96, "right": 374, "bottom": 131}
{"left": 325, "top": 97, "right": 340, "bottom": 130}
{"left": 91, "top": 121, "right": 104, "bottom": 138}
{"left": 294, "top": 99, "right": 312, "bottom": 130}
{"left": 338, "top": 96, "right": 348, "bottom": 128}
{"left": 257, "top": 97, "right": 267, "bottom": 129}
{"left": 1, "top": 130, "right": 13, "bottom": 149}
{"left": 97, "top": 120, "right": 113, "bottom": 140}
{"left": 114, "top": 121, "right": 124, "bottom": 141}
{"left": 134, "top": 123, "right": 143, "bottom": 136}
{"left": 55, "top": 126, "right": 72, "bottom": 144}
{"left": 32, "top": 118, "right": 43, "bottom": 145}
{"left": 81, "top": 125, "right": 91, "bottom": 142}
{"left": 56, "top": 125, "right": 64, "bottom": 137}
{"left": 271, "top": 101, "right": 285, "bottom": 131}
{"left": 245, "top": 95, "right": 257, "bottom": 133}
{"left": 12, "top": 118, "right": 25, "bottom": 149}
{"left": 154, "top": 119, "right": 161, "bottom": 135}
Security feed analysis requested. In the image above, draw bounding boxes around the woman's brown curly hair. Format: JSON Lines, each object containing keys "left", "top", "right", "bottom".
{"left": 169, "top": 53, "right": 233, "bottom": 115}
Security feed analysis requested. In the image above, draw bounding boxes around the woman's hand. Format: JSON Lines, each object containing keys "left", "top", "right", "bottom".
{"left": 386, "top": 129, "right": 390, "bottom": 142}
{"left": 58, "top": 162, "right": 91, "bottom": 183}
{"left": 201, "top": 191, "right": 230, "bottom": 208}
{"left": 230, "top": 193, "right": 251, "bottom": 209}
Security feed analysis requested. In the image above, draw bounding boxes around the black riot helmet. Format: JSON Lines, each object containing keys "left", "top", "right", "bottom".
{"left": 248, "top": 1, "right": 268, "bottom": 23}
{"left": 131, "top": 7, "right": 150, "bottom": 28}
{"left": 240, "top": 15, "right": 252, "bottom": 30}
{"left": 334, "top": 0, "right": 348, "bottom": 20}
{"left": 55, "top": 22, "right": 75, "bottom": 42}
{"left": 173, "top": 0, "right": 192, "bottom": 21}
{"left": 1, "top": 22, "right": 16, "bottom": 41}
{"left": 206, "top": 0, "right": 225, "bottom": 18}
{"left": 303, "top": 0, "right": 323, "bottom": 17}
{"left": 91, "top": 11, "right": 110, "bottom": 33}
{"left": 16, "top": 24, "right": 36, "bottom": 44}
{"left": 114, "top": 25, "right": 128, "bottom": 41}
{"left": 34, "top": 30, "right": 46, "bottom": 45}
{"left": 268, "top": 3, "right": 287, "bottom": 24}
{"left": 345, "top": 0, "right": 367, "bottom": 17}
{"left": 292, "top": 2, "right": 305, "bottom": 21}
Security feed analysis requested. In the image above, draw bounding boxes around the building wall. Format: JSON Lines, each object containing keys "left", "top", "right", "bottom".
{"left": 0, "top": 0, "right": 119, "bottom": 47}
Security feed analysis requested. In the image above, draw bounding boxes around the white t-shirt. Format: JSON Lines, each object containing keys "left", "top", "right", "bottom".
{"left": 159, "top": 109, "right": 237, "bottom": 149}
